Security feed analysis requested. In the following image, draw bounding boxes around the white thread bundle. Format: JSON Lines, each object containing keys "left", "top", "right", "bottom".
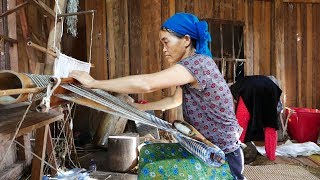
{"left": 53, "top": 53, "right": 91, "bottom": 78}
{"left": 174, "top": 122, "right": 192, "bottom": 136}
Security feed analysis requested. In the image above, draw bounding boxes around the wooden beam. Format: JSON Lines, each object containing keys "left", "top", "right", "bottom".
{"left": 204, "top": 19, "right": 245, "bottom": 26}
{"left": 16, "top": 134, "right": 32, "bottom": 165}
{"left": 17, "top": 0, "right": 38, "bottom": 73}
{"left": 86, "top": 0, "right": 107, "bottom": 80}
{"left": 29, "top": 0, "right": 55, "bottom": 20}
{"left": 0, "top": 105, "right": 64, "bottom": 142}
{"left": 57, "top": 10, "right": 96, "bottom": 17}
{"left": 44, "top": 0, "right": 67, "bottom": 75}
{"left": 244, "top": 0, "right": 254, "bottom": 75}
{"left": 8, "top": 0, "right": 19, "bottom": 72}
{"left": 0, "top": 1, "right": 28, "bottom": 18}
{"left": 0, "top": 87, "right": 44, "bottom": 97}
{"left": 274, "top": 0, "right": 286, "bottom": 106}
{"left": 283, "top": 0, "right": 320, "bottom": 3}
{"left": 45, "top": 128, "right": 58, "bottom": 176}
{"left": 296, "top": 5, "right": 302, "bottom": 107}
{"left": 27, "top": 41, "right": 56, "bottom": 57}
{"left": 306, "top": 4, "right": 313, "bottom": 107}
{"left": 31, "top": 125, "right": 49, "bottom": 180}
{"left": 0, "top": 34, "right": 17, "bottom": 43}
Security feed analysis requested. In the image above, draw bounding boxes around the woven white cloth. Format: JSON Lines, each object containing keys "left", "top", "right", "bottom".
{"left": 54, "top": 53, "right": 91, "bottom": 78}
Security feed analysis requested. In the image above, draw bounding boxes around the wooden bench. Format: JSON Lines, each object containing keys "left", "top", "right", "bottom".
{"left": 0, "top": 102, "right": 64, "bottom": 180}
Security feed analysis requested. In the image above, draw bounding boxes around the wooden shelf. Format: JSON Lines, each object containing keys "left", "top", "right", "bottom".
{"left": 0, "top": 103, "right": 63, "bottom": 142}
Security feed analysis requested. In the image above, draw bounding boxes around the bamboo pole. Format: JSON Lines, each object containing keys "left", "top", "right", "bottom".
{"left": 0, "top": 87, "right": 44, "bottom": 97}
{"left": 27, "top": 41, "right": 57, "bottom": 58}
{"left": 58, "top": 10, "right": 96, "bottom": 17}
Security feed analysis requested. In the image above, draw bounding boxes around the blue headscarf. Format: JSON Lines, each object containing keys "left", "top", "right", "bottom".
{"left": 161, "top": 12, "right": 212, "bottom": 58}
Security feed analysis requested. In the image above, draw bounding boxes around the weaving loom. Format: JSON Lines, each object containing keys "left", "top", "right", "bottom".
{"left": 0, "top": 71, "right": 226, "bottom": 167}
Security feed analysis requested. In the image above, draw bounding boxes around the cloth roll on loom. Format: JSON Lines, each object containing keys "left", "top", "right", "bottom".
{"left": 0, "top": 70, "right": 39, "bottom": 104}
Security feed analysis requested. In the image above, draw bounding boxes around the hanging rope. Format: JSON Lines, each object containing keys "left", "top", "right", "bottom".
{"left": 88, "top": 11, "right": 94, "bottom": 63}
{"left": 14, "top": 140, "right": 63, "bottom": 174}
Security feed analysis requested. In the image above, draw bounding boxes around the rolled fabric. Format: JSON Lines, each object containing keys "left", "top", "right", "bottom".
{"left": 174, "top": 133, "right": 225, "bottom": 167}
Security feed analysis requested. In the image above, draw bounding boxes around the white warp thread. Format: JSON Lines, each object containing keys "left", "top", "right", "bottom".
{"left": 54, "top": 53, "right": 91, "bottom": 78}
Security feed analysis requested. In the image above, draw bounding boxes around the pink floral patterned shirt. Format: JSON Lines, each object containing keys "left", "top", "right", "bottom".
{"left": 177, "top": 54, "right": 241, "bottom": 153}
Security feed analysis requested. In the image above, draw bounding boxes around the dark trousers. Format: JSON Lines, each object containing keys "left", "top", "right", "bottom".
{"left": 225, "top": 147, "right": 245, "bottom": 180}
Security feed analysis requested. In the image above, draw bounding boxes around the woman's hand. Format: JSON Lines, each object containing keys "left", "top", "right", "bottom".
{"left": 69, "top": 70, "right": 96, "bottom": 88}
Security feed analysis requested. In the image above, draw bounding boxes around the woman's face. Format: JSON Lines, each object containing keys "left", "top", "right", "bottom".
{"left": 159, "top": 30, "right": 190, "bottom": 64}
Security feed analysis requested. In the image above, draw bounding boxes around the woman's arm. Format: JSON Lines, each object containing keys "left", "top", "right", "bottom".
{"left": 133, "top": 87, "right": 183, "bottom": 111}
{"left": 70, "top": 64, "right": 195, "bottom": 94}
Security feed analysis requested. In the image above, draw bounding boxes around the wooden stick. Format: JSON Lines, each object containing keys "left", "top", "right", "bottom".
{"left": 0, "top": 87, "right": 44, "bottom": 97}
{"left": 213, "top": 58, "right": 246, "bottom": 62}
{"left": 27, "top": 41, "right": 95, "bottom": 68}
{"left": 27, "top": 41, "right": 57, "bottom": 57}
{"left": 0, "top": 1, "right": 29, "bottom": 18}
{"left": 58, "top": 10, "right": 96, "bottom": 17}
{"left": 0, "top": 34, "right": 18, "bottom": 43}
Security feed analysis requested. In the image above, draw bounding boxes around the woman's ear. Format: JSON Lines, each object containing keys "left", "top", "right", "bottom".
{"left": 183, "top": 35, "right": 192, "bottom": 47}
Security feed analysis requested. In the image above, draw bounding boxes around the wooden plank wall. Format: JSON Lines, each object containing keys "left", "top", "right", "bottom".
{"left": 282, "top": 2, "right": 320, "bottom": 108}
{"left": 124, "top": 0, "right": 248, "bottom": 120}
{"left": 3, "top": 0, "right": 319, "bottom": 121}
{"left": 86, "top": 0, "right": 108, "bottom": 80}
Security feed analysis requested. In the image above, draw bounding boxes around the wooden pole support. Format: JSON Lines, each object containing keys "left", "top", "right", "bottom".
{"left": 27, "top": 41, "right": 95, "bottom": 68}
{"left": 0, "top": 1, "right": 29, "bottom": 18}
{"left": 27, "top": 41, "right": 57, "bottom": 58}
{"left": 58, "top": 10, "right": 96, "bottom": 17}
{"left": 0, "top": 87, "right": 44, "bottom": 97}
{"left": 0, "top": 35, "right": 18, "bottom": 44}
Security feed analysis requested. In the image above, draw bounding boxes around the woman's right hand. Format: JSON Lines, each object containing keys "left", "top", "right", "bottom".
{"left": 69, "top": 70, "right": 96, "bottom": 88}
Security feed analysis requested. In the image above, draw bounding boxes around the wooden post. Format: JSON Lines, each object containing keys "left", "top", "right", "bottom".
{"left": 31, "top": 125, "right": 49, "bottom": 180}
{"left": 87, "top": 0, "right": 108, "bottom": 80}
{"left": 93, "top": 94, "right": 134, "bottom": 147}
{"left": 244, "top": 0, "right": 254, "bottom": 75}
{"left": 274, "top": 0, "right": 286, "bottom": 106}
{"left": 16, "top": 134, "right": 32, "bottom": 165}
{"left": 45, "top": 128, "right": 58, "bottom": 176}
{"left": 44, "top": 0, "right": 67, "bottom": 75}
{"left": 8, "top": 0, "right": 19, "bottom": 72}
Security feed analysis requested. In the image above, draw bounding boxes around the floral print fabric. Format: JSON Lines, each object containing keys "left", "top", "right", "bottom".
{"left": 138, "top": 143, "right": 233, "bottom": 180}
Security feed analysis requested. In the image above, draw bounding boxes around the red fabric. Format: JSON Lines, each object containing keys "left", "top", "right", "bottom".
{"left": 235, "top": 96, "right": 278, "bottom": 161}
{"left": 235, "top": 96, "right": 250, "bottom": 142}
{"left": 264, "top": 127, "right": 277, "bottom": 161}
{"left": 138, "top": 100, "right": 148, "bottom": 104}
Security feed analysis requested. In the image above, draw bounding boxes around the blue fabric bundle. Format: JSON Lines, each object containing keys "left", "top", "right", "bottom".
{"left": 161, "top": 12, "right": 212, "bottom": 58}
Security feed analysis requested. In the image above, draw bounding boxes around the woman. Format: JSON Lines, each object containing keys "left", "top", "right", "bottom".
{"left": 70, "top": 12, "right": 244, "bottom": 180}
